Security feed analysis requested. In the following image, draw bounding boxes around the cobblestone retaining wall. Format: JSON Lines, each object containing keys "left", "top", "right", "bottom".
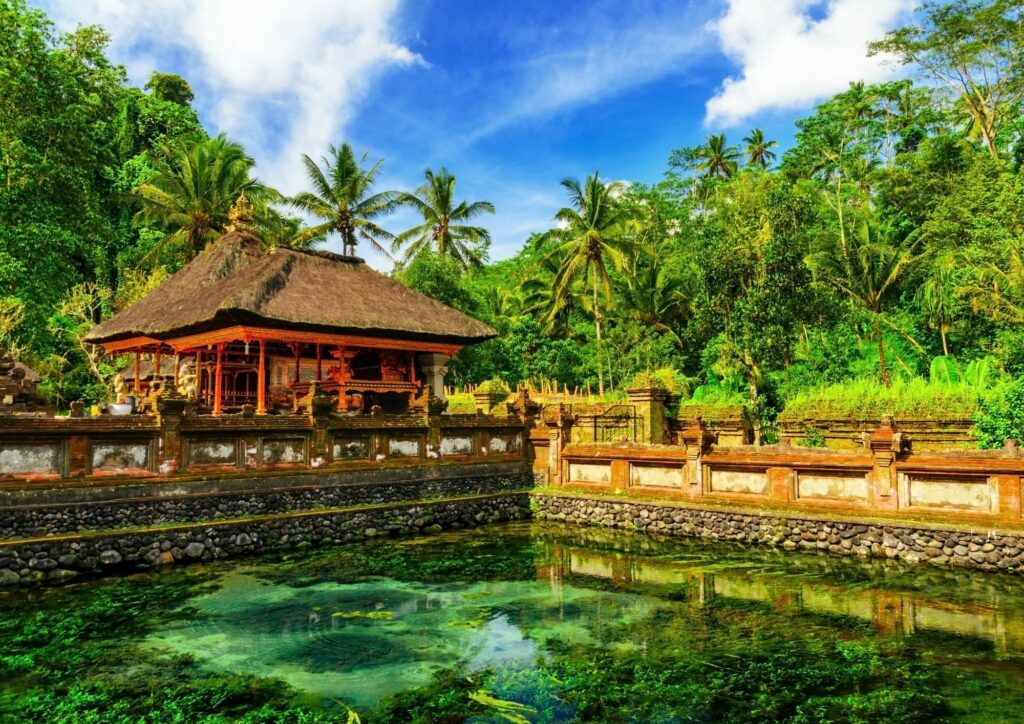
{"left": 532, "top": 493, "right": 1024, "bottom": 574}
{"left": 0, "top": 493, "right": 529, "bottom": 587}
{"left": 1, "top": 466, "right": 532, "bottom": 539}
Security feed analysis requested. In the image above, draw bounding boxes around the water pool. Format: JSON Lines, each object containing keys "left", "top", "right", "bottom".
{"left": 3, "top": 522, "right": 1024, "bottom": 722}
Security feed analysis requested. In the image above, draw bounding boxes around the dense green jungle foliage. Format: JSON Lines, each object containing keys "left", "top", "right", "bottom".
{"left": 3, "top": 0, "right": 1024, "bottom": 440}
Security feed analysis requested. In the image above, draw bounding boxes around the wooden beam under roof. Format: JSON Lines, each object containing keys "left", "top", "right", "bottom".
{"left": 100, "top": 325, "right": 461, "bottom": 358}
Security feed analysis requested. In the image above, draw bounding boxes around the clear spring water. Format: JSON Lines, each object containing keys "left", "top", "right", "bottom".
{"left": 5, "top": 521, "right": 1024, "bottom": 721}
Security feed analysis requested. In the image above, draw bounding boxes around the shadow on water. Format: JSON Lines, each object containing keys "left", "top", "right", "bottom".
{"left": 3, "top": 521, "right": 1024, "bottom": 722}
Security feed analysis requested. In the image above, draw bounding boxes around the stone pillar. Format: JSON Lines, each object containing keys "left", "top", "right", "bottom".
{"left": 473, "top": 381, "right": 510, "bottom": 415}
{"left": 510, "top": 387, "right": 542, "bottom": 470}
{"left": 626, "top": 386, "right": 669, "bottom": 445}
{"left": 869, "top": 414, "right": 902, "bottom": 509}
{"left": 67, "top": 434, "right": 88, "bottom": 478}
{"left": 417, "top": 353, "right": 451, "bottom": 400}
{"left": 156, "top": 392, "right": 188, "bottom": 475}
{"left": 424, "top": 392, "right": 446, "bottom": 458}
{"left": 679, "top": 416, "right": 712, "bottom": 490}
{"left": 308, "top": 382, "right": 334, "bottom": 466}
{"left": 545, "top": 405, "right": 574, "bottom": 486}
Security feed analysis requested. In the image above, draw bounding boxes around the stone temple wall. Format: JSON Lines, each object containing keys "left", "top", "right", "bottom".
{"left": 532, "top": 493, "right": 1024, "bottom": 574}
{"left": 0, "top": 461, "right": 532, "bottom": 587}
{"left": 0, "top": 463, "right": 530, "bottom": 539}
{"left": 1, "top": 494, "right": 530, "bottom": 587}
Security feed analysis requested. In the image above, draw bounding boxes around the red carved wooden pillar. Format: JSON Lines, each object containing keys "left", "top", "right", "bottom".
{"left": 256, "top": 340, "right": 267, "bottom": 415}
{"left": 154, "top": 347, "right": 162, "bottom": 392}
{"left": 316, "top": 343, "right": 322, "bottom": 381}
{"left": 213, "top": 343, "right": 224, "bottom": 416}
{"left": 133, "top": 349, "right": 141, "bottom": 394}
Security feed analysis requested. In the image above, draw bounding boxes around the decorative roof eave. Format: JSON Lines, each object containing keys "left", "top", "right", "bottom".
{"left": 100, "top": 325, "right": 463, "bottom": 358}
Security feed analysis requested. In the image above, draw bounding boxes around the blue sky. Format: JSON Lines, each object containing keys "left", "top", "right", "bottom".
{"left": 43, "top": 0, "right": 915, "bottom": 268}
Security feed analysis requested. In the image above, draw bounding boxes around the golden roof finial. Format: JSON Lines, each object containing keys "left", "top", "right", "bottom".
{"left": 228, "top": 193, "right": 253, "bottom": 231}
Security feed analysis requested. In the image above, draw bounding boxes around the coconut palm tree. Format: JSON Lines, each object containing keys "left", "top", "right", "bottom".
{"left": 742, "top": 128, "right": 778, "bottom": 169}
{"left": 394, "top": 167, "right": 495, "bottom": 269}
{"left": 546, "top": 172, "right": 635, "bottom": 395}
{"left": 289, "top": 143, "right": 401, "bottom": 257}
{"left": 520, "top": 253, "right": 579, "bottom": 335}
{"left": 806, "top": 216, "right": 928, "bottom": 386}
{"left": 915, "top": 253, "right": 960, "bottom": 356}
{"left": 618, "top": 257, "right": 693, "bottom": 345}
{"left": 961, "top": 239, "right": 1024, "bottom": 325}
{"left": 696, "top": 133, "right": 741, "bottom": 179}
{"left": 133, "top": 134, "right": 278, "bottom": 262}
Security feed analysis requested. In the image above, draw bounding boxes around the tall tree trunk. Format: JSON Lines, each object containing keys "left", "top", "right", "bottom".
{"left": 593, "top": 275, "right": 604, "bottom": 397}
{"left": 941, "top": 327, "right": 949, "bottom": 357}
{"left": 743, "top": 347, "right": 761, "bottom": 445}
{"left": 875, "top": 317, "right": 890, "bottom": 386}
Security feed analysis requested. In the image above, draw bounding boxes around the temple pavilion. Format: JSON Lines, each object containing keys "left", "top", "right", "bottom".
{"left": 86, "top": 230, "right": 495, "bottom": 415}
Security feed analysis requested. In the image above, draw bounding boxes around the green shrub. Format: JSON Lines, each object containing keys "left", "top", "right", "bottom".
{"left": 626, "top": 370, "right": 670, "bottom": 392}
{"left": 800, "top": 426, "right": 827, "bottom": 447}
{"left": 974, "top": 377, "right": 1024, "bottom": 448}
{"left": 674, "top": 401, "right": 750, "bottom": 425}
{"left": 474, "top": 377, "right": 510, "bottom": 396}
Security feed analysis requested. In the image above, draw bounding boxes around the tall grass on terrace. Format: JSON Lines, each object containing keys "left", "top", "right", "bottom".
{"left": 778, "top": 377, "right": 987, "bottom": 423}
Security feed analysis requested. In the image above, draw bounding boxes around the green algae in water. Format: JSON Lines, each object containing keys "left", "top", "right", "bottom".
{"left": 3, "top": 523, "right": 1024, "bottom": 722}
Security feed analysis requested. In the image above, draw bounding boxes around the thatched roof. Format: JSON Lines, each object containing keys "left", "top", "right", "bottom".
{"left": 87, "top": 232, "right": 496, "bottom": 346}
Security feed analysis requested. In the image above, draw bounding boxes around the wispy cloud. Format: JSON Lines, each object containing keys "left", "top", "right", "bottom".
{"left": 467, "top": 3, "right": 718, "bottom": 141}
{"left": 48, "top": 0, "right": 424, "bottom": 193}
{"left": 705, "top": 0, "right": 915, "bottom": 127}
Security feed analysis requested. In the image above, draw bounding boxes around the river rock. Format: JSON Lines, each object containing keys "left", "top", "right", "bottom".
{"left": 99, "top": 550, "right": 122, "bottom": 565}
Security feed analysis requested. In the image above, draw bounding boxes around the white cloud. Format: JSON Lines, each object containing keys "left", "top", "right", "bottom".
{"left": 48, "top": 0, "right": 423, "bottom": 193}
{"left": 705, "top": 0, "right": 915, "bottom": 127}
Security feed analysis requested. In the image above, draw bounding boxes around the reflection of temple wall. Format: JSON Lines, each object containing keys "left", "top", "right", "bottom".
{"left": 537, "top": 541, "right": 1024, "bottom": 655}
{"left": 800, "top": 586, "right": 876, "bottom": 621}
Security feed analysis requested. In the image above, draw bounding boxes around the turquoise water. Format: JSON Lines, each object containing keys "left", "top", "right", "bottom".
{"left": 5, "top": 522, "right": 1024, "bottom": 721}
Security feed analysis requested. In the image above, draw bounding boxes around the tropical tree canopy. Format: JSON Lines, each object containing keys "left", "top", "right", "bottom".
{"left": 545, "top": 172, "right": 636, "bottom": 394}
{"left": 697, "top": 133, "right": 741, "bottom": 178}
{"left": 743, "top": 128, "right": 778, "bottom": 168}
{"left": 806, "top": 217, "right": 929, "bottom": 385}
{"left": 10, "top": 0, "right": 1024, "bottom": 428}
{"left": 394, "top": 167, "right": 495, "bottom": 268}
{"left": 132, "top": 134, "right": 279, "bottom": 263}
{"left": 289, "top": 143, "right": 401, "bottom": 257}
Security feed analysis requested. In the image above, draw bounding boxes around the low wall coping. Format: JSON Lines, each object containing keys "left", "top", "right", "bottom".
{"left": 0, "top": 490, "right": 531, "bottom": 549}
{"left": 0, "top": 459, "right": 531, "bottom": 508}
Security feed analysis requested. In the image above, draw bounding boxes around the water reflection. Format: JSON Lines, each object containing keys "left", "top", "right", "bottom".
{"left": 143, "top": 522, "right": 1024, "bottom": 717}
{"left": 536, "top": 525, "right": 1024, "bottom": 656}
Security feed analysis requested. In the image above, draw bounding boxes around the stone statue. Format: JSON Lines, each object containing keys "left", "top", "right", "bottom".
{"left": 177, "top": 360, "right": 197, "bottom": 399}
{"left": 112, "top": 373, "right": 128, "bottom": 403}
